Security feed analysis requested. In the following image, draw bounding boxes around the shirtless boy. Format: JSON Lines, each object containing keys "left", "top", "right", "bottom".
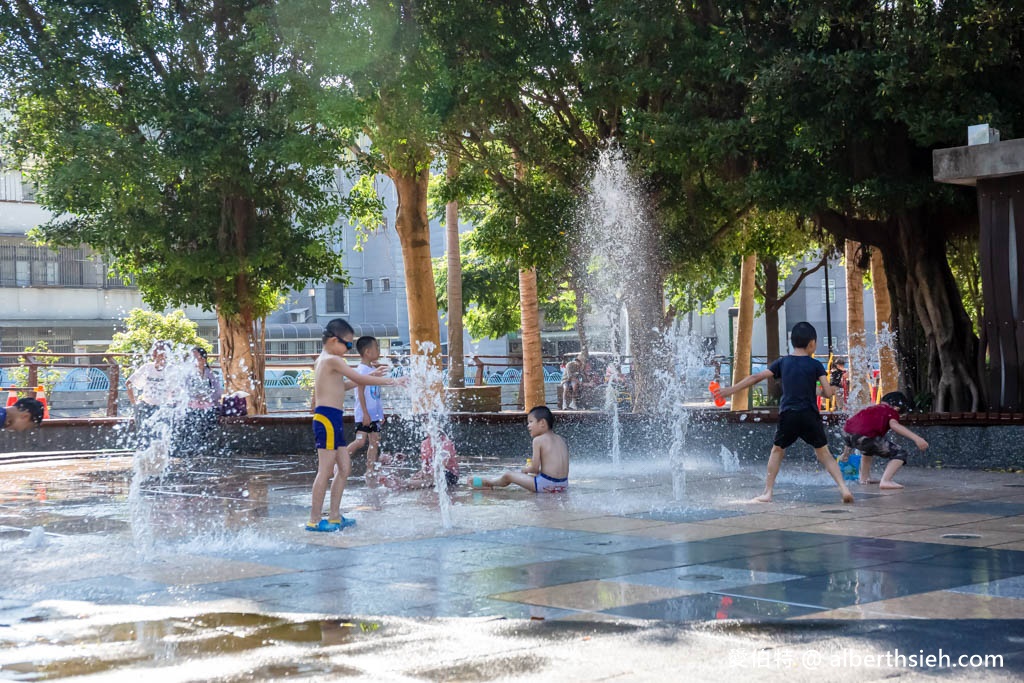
{"left": 472, "top": 406, "right": 569, "bottom": 493}
{"left": 307, "top": 318, "right": 404, "bottom": 532}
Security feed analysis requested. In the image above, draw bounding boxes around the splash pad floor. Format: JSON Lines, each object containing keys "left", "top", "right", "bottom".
{"left": 2, "top": 454, "right": 1023, "bottom": 680}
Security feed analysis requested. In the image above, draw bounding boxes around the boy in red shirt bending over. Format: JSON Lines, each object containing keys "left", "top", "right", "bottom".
{"left": 839, "top": 392, "right": 928, "bottom": 490}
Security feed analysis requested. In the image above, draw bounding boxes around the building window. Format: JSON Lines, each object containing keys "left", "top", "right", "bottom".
{"left": 381, "top": 277, "right": 390, "bottom": 293}
{"left": 325, "top": 281, "right": 346, "bottom": 313}
{"left": 364, "top": 278, "right": 374, "bottom": 293}
{"left": 820, "top": 278, "right": 836, "bottom": 304}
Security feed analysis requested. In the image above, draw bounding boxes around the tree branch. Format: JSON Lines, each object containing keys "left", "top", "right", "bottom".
{"left": 775, "top": 254, "right": 827, "bottom": 309}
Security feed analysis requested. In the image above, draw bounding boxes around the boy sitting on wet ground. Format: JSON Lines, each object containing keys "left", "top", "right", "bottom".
{"left": 307, "top": 318, "right": 404, "bottom": 532}
{"left": 839, "top": 391, "right": 928, "bottom": 490}
{"left": 472, "top": 406, "right": 569, "bottom": 493}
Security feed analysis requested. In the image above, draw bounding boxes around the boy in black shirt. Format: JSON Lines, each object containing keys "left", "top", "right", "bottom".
{"left": 717, "top": 322, "right": 853, "bottom": 504}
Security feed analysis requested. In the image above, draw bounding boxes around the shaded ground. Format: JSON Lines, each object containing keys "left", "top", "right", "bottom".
{"left": 1, "top": 451, "right": 1023, "bottom": 680}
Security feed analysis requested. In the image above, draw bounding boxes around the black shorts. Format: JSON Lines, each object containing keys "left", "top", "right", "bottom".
{"left": 774, "top": 409, "right": 829, "bottom": 449}
{"left": 843, "top": 433, "right": 909, "bottom": 463}
{"left": 355, "top": 421, "right": 381, "bottom": 434}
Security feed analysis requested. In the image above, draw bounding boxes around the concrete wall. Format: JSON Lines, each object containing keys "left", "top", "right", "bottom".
{"left": 4, "top": 411, "right": 1022, "bottom": 471}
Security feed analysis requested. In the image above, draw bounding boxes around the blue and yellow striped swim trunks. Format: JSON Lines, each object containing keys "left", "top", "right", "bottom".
{"left": 312, "top": 406, "right": 346, "bottom": 450}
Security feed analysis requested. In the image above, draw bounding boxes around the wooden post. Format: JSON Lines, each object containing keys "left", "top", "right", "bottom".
{"left": 106, "top": 363, "right": 120, "bottom": 417}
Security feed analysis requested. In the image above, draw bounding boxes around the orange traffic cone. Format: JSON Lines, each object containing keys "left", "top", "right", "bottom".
{"left": 34, "top": 385, "right": 49, "bottom": 419}
{"left": 3, "top": 389, "right": 16, "bottom": 407}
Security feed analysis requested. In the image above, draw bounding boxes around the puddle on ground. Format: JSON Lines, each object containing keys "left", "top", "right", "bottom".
{"left": 1, "top": 606, "right": 382, "bottom": 681}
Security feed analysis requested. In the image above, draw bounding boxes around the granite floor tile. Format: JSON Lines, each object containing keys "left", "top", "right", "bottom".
{"left": 882, "top": 529, "right": 1024, "bottom": 547}
{"left": 624, "top": 508, "right": 748, "bottom": 524}
{"left": 927, "top": 501, "right": 1024, "bottom": 517}
{"left": 695, "top": 530, "right": 855, "bottom": 551}
{"left": 693, "top": 513, "right": 821, "bottom": 531}
{"left": 799, "top": 590, "right": 1024, "bottom": 620}
{"left": 614, "top": 522, "right": 751, "bottom": 543}
{"left": 531, "top": 532, "right": 673, "bottom": 556}
{"left": 719, "top": 560, "right": 1010, "bottom": 610}
{"left": 604, "top": 593, "right": 825, "bottom": 621}
{"left": 125, "top": 556, "right": 295, "bottom": 586}
{"left": 607, "top": 564, "right": 803, "bottom": 594}
{"left": 538, "top": 516, "right": 672, "bottom": 533}
{"left": 494, "top": 579, "right": 691, "bottom": 611}
{"left": 783, "top": 520, "right": 933, "bottom": 537}
{"left": 902, "top": 546, "right": 1024, "bottom": 577}
{"left": 949, "top": 574, "right": 1024, "bottom": 600}
{"left": 865, "top": 510, "right": 1004, "bottom": 527}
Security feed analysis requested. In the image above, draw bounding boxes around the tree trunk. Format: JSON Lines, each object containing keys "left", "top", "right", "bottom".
{"left": 625, "top": 271, "right": 669, "bottom": 413}
{"left": 218, "top": 309, "right": 266, "bottom": 414}
{"left": 569, "top": 271, "right": 589, "bottom": 356}
{"left": 890, "top": 210, "right": 980, "bottom": 411}
{"left": 762, "top": 256, "right": 782, "bottom": 402}
{"left": 445, "top": 154, "right": 464, "bottom": 388}
{"left": 845, "top": 241, "right": 869, "bottom": 409}
{"left": 519, "top": 267, "right": 546, "bottom": 409}
{"left": 732, "top": 254, "right": 757, "bottom": 411}
{"left": 870, "top": 248, "right": 900, "bottom": 397}
{"left": 390, "top": 166, "right": 442, "bottom": 363}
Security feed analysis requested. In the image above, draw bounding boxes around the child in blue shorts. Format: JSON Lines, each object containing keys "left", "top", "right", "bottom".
{"left": 307, "top": 319, "right": 404, "bottom": 532}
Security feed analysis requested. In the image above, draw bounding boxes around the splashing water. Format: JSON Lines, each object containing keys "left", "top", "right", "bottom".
{"left": 127, "top": 343, "right": 203, "bottom": 556}
{"left": 399, "top": 342, "right": 453, "bottom": 529}
{"left": 719, "top": 446, "right": 740, "bottom": 473}
{"left": 582, "top": 148, "right": 655, "bottom": 464}
{"left": 654, "top": 325, "right": 706, "bottom": 499}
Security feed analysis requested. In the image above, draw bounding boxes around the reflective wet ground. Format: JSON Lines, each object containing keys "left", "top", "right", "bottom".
{"left": 2, "top": 453, "right": 1024, "bottom": 680}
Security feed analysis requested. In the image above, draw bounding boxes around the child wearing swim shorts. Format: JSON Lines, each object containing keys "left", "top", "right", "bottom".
{"left": 472, "top": 406, "right": 569, "bottom": 493}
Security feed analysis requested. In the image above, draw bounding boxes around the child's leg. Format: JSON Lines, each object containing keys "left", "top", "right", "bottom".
{"left": 814, "top": 445, "right": 854, "bottom": 504}
{"left": 879, "top": 458, "right": 905, "bottom": 490}
{"left": 328, "top": 448, "right": 352, "bottom": 521}
{"left": 347, "top": 431, "right": 367, "bottom": 458}
{"left": 309, "top": 448, "right": 335, "bottom": 525}
{"left": 753, "top": 445, "right": 785, "bottom": 502}
{"left": 474, "top": 471, "right": 536, "bottom": 492}
{"left": 858, "top": 454, "right": 879, "bottom": 484}
{"left": 366, "top": 432, "right": 381, "bottom": 471}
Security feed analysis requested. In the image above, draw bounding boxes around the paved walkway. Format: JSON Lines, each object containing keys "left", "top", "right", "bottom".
{"left": 1, "top": 453, "right": 1023, "bottom": 679}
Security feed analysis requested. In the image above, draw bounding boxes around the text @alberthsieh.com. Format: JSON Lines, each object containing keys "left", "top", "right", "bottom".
{"left": 729, "top": 648, "right": 1004, "bottom": 669}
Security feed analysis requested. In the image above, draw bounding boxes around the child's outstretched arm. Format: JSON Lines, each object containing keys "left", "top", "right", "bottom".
{"left": 718, "top": 369, "right": 773, "bottom": 398}
{"left": 890, "top": 420, "right": 929, "bottom": 450}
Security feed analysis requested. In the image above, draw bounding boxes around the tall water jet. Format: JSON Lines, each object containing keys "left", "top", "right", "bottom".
{"left": 582, "top": 148, "right": 659, "bottom": 463}
{"left": 401, "top": 342, "right": 453, "bottom": 529}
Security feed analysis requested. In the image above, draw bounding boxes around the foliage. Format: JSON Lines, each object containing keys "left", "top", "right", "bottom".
{"left": 948, "top": 234, "right": 983, "bottom": 336}
{"left": 433, "top": 231, "right": 576, "bottom": 340}
{"left": 0, "top": 0, "right": 355, "bottom": 319}
{"left": 107, "top": 309, "right": 211, "bottom": 373}
{"left": 9, "top": 341, "right": 62, "bottom": 400}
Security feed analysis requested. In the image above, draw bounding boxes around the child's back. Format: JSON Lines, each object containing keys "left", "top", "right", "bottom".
{"left": 536, "top": 431, "right": 569, "bottom": 479}
{"left": 772, "top": 354, "right": 827, "bottom": 414}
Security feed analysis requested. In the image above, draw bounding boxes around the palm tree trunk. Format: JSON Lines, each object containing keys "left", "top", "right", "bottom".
{"left": 519, "top": 266, "right": 546, "bottom": 409}
{"left": 445, "top": 153, "right": 464, "bottom": 388}
{"left": 732, "top": 254, "right": 757, "bottom": 411}
{"left": 870, "top": 248, "right": 900, "bottom": 396}
{"left": 845, "top": 241, "right": 869, "bottom": 408}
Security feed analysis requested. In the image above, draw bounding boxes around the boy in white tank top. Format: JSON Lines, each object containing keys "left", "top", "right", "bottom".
{"left": 349, "top": 336, "right": 387, "bottom": 479}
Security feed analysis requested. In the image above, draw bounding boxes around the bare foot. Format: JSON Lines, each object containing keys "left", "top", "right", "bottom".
{"left": 859, "top": 478, "right": 880, "bottom": 485}
{"left": 751, "top": 493, "right": 773, "bottom": 503}
{"left": 879, "top": 481, "right": 904, "bottom": 490}
{"left": 841, "top": 489, "right": 854, "bottom": 504}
